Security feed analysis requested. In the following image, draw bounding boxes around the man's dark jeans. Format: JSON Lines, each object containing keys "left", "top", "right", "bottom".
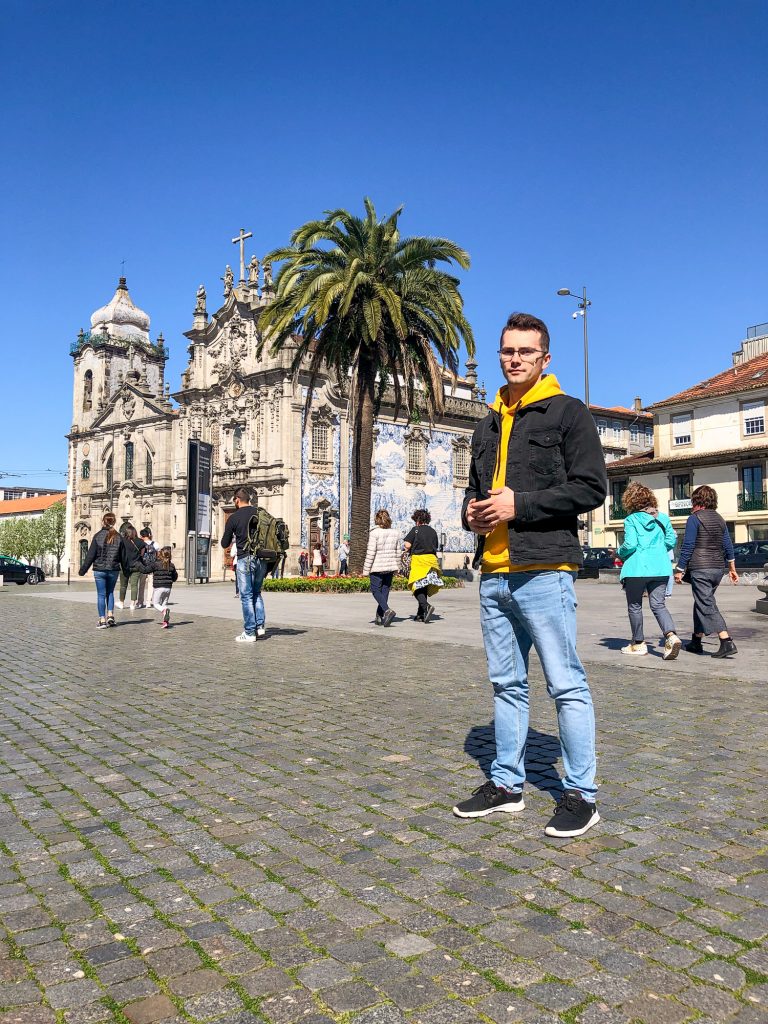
{"left": 370, "top": 571, "right": 394, "bottom": 617}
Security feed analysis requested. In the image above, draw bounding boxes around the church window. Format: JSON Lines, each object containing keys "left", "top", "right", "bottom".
{"left": 83, "top": 370, "right": 93, "bottom": 411}
{"left": 233, "top": 425, "right": 244, "bottom": 458}
{"left": 79, "top": 539, "right": 89, "bottom": 568}
{"left": 81, "top": 459, "right": 90, "bottom": 480}
{"left": 210, "top": 424, "right": 220, "bottom": 467}
{"left": 452, "top": 437, "right": 470, "bottom": 487}
{"left": 312, "top": 422, "right": 329, "bottom": 464}
{"left": 405, "top": 430, "right": 427, "bottom": 485}
{"left": 106, "top": 455, "right": 113, "bottom": 491}
{"left": 145, "top": 450, "right": 153, "bottom": 484}
{"left": 125, "top": 442, "right": 134, "bottom": 480}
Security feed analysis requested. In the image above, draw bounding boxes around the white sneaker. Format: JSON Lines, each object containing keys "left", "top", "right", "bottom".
{"left": 621, "top": 642, "right": 648, "bottom": 656}
{"left": 130, "top": 601, "right": 136, "bottom": 611}
{"left": 663, "top": 633, "right": 682, "bottom": 660}
{"left": 256, "top": 626, "right": 266, "bottom": 638}
{"left": 115, "top": 600, "right": 123, "bottom": 609}
{"left": 235, "top": 632, "right": 257, "bottom": 643}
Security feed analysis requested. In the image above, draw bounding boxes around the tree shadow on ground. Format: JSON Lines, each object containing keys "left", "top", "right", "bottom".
{"left": 464, "top": 723, "right": 563, "bottom": 795}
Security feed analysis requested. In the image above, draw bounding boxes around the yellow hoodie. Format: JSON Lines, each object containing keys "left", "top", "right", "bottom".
{"left": 481, "top": 374, "right": 579, "bottom": 574}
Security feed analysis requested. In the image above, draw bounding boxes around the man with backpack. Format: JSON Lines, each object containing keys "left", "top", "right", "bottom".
{"left": 220, "top": 488, "right": 270, "bottom": 643}
{"left": 136, "top": 528, "right": 160, "bottom": 608}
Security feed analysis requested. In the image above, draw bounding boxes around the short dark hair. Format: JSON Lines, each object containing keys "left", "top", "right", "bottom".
{"left": 234, "top": 487, "right": 250, "bottom": 504}
{"left": 412, "top": 508, "right": 431, "bottom": 525}
{"left": 499, "top": 312, "right": 550, "bottom": 354}
{"left": 691, "top": 485, "right": 718, "bottom": 510}
{"left": 140, "top": 528, "right": 152, "bottom": 538}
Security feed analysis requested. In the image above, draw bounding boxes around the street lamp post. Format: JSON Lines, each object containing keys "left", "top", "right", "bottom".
{"left": 557, "top": 286, "right": 593, "bottom": 546}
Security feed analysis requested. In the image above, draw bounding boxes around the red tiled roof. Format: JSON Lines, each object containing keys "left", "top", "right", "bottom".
{"left": 648, "top": 351, "right": 768, "bottom": 409}
{"left": 0, "top": 493, "right": 66, "bottom": 516}
{"left": 589, "top": 404, "right": 652, "bottom": 420}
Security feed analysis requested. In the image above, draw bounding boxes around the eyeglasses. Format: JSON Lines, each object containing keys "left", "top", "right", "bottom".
{"left": 498, "top": 347, "right": 545, "bottom": 362}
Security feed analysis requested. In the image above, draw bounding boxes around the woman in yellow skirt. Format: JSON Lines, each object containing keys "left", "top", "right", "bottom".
{"left": 403, "top": 508, "right": 444, "bottom": 623}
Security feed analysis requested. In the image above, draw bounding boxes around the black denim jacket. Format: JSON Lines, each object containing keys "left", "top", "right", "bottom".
{"left": 462, "top": 393, "right": 607, "bottom": 568}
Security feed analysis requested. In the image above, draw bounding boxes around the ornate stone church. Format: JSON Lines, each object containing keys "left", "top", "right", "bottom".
{"left": 66, "top": 240, "right": 486, "bottom": 576}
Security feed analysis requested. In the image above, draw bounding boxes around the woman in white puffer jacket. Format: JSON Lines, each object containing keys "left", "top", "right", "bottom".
{"left": 363, "top": 509, "right": 403, "bottom": 627}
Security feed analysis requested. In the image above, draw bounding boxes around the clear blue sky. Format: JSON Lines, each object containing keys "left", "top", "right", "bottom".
{"left": 1, "top": 0, "right": 766, "bottom": 489}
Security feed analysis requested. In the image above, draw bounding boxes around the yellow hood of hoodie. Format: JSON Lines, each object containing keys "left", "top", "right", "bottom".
{"left": 482, "top": 374, "right": 576, "bottom": 573}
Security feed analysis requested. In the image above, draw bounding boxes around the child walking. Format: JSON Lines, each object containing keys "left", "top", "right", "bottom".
{"left": 151, "top": 546, "right": 178, "bottom": 629}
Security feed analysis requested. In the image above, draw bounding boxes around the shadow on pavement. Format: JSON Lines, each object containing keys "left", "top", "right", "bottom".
{"left": 598, "top": 636, "right": 666, "bottom": 659}
{"left": 464, "top": 723, "right": 563, "bottom": 795}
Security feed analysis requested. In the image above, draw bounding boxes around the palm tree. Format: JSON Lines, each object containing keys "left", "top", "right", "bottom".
{"left": 258, "top": 198, "right": 475, "bottom": 574}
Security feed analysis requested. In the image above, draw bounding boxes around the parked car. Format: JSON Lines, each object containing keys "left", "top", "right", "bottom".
{"left": 732, "top": 541, "right": 768, "bottom": 570}
{"left": 583, "top": 547, "right": 622, "bottom": 569}
{"left": 0, "top": 555, "right": 45, "bottom": 585}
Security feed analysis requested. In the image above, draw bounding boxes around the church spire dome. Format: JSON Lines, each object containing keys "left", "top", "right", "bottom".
{"left": 89, "top": 278, "right": 151, "bottom": 341}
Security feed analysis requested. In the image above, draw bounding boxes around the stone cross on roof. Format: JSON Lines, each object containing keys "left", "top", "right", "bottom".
{"left": 232, "top": 228, "right": 253, "bottom": 283}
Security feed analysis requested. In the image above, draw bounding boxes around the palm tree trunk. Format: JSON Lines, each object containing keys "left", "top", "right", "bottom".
{"left": 348, "top": 366, "right": 376, "bottom": 575}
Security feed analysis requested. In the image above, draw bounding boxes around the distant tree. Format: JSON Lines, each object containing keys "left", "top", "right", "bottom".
{"left": 0, "top": 518, "right": 24, "bottom": 559}
{"left": 258, "top": 198, "right": 475, "bottom": 573}
{"left": 40, "top": 500, "right": 66, "bottom": 576}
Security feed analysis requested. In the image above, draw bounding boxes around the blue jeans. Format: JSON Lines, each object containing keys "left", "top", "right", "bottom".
{"left": 236, "top": 556, "right": 268, "bottom": 636}
{"left": 370, "top": 571, "right": 394, "bottom": 616}
{"left": 479, "top": 571, "right": 597, "bottom": 800}
{"left": 94, "top": 569, "right": 120, "bottom": 618}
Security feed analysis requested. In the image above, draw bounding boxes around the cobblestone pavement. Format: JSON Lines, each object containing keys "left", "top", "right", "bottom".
{"left": 1, "top": 590, "right": 766, "bottom": 1024}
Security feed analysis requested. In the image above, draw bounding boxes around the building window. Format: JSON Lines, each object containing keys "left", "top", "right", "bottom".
{"left": 145, "top": 450, "right": 153, "bottom": 484}
{"left": 452, "top": 438, "right": 471, "bottom": 487}
{"left": 630, "top": 422, "right": 639, "bottom": 442}
{"left": 405, "top": 428, "right": 428, "bottom": 484}
{"left": 311, "top": 422, "right": 329, "bottom": 464}
{"left": 743, "top": 400, "right": 765, "bottom": 436}
{"left": 79, "top": 539, "right": 89, "bottom": 568}
{"left": 742, "top": 464, "right": 764, "bottom": 498}
{"left": 671, "top": 474, "right": 691, "bottom": 500}
{"left": 233, "top": 425, "right": 244, "bottom": 458}
{"left": 125, "top": 442, "right": 134, "bottom": 480}
{"left": 612, "top": 421, "right": 622, "bottom": 440}
{"left": 81, "top": 459, "right": 90, "bottom": 480}
{"left": 106, "top": 455, "right": 113, "bottom": 491}
{"left": 83, "top": 370, "right": 93, "bottom": 411}
{"left": 610, "top": 479, "right": 628, "bottom": 517}
{"left": 672, "top": 413, "right": 691, "bottom": 446}
{"left": 645, "top": 427, "right": 653, "bottom": 445}
{"left": 597, "top": 419, "right": 607, "bottom": 437}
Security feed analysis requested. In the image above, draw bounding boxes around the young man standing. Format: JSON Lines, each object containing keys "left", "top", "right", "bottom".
{"left": 454, "top": 312, "right": 607, "bottom": 837}
{"left": 220, "top": 488, "right": 268, "bottom": 643}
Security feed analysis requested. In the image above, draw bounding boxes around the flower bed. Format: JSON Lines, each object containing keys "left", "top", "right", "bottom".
{"left": 262, "top": 575, "right": 463, "bottom": 593}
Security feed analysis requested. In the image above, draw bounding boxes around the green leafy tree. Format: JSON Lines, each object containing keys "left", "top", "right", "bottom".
{"left": 258, "top": 198, "right": 475, "bottom": 573}
{"left": 40, "top": 500, "right": 67, "bottom": 575}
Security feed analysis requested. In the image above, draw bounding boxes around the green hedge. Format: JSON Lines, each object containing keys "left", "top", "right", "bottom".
{"left": 262, "top": 574, "right": 463, "bottom": 593}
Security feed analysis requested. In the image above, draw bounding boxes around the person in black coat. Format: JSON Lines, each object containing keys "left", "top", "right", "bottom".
{"left": 116, "top": 524, "right": 148, "bottom": 610}
{"left": 79, "top": 512, "right": 128, "bottom": 628}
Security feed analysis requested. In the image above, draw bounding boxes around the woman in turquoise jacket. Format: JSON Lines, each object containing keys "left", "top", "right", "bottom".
{"left": 617, "top": 482, "right": 681, "bottom": 659}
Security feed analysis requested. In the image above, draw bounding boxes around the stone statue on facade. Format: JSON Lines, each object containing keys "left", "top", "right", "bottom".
{"left": 248, "top": 255, "right": 259, "bottom": 285}
{"left": 195, "top": 284, "right": 207, "bottom": 315}
{"left": 263, "top": 260, "right": 273, "bottom": 290}
{"left": 221, "top": 265, "right": 234, "bottom": 297}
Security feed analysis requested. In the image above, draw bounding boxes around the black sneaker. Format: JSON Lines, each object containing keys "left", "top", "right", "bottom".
{"left": 375, "top": 613, "right": 383, "bottom": 626}
{"left": 382, "top": 609, "right": 396, "bottom": 627}
{"left": 544, "top": 790, "right": 600, "bottom": 837}
{"left": 453, "top": 780, "right": 524, "bottom": 818}
{"left": 423, "top": 603, "right": 435, "bottom": 623}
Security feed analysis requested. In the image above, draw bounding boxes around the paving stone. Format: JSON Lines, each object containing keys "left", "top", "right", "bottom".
{"left": 384, "top": 934, "right": 436, "bottom": 957}
{"left": 347, "top": 1007, "right": 407, "bottom": 1024}
{"left": 295, "top": 958, "right": 353, "bottom": 990}
{"left": 322, "top": 982, "right": 381, "bottom": 1011}
{"left": 689, "top": 959, "right": 747, "bottom": 990}
{"left": 123, "top": 995, "right": 179, "bottom": 1023}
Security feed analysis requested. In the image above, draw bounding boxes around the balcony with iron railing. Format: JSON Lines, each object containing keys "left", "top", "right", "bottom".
{"left": 609, "top": 504, "right": 627, "bottom": 520}
{"left": 738, "top": 491, "right": 768, "bottom": 512}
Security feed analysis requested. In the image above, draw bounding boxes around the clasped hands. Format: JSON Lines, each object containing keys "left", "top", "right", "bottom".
{"left": 466, "top": 487, "right": 516, "bottom": 535}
